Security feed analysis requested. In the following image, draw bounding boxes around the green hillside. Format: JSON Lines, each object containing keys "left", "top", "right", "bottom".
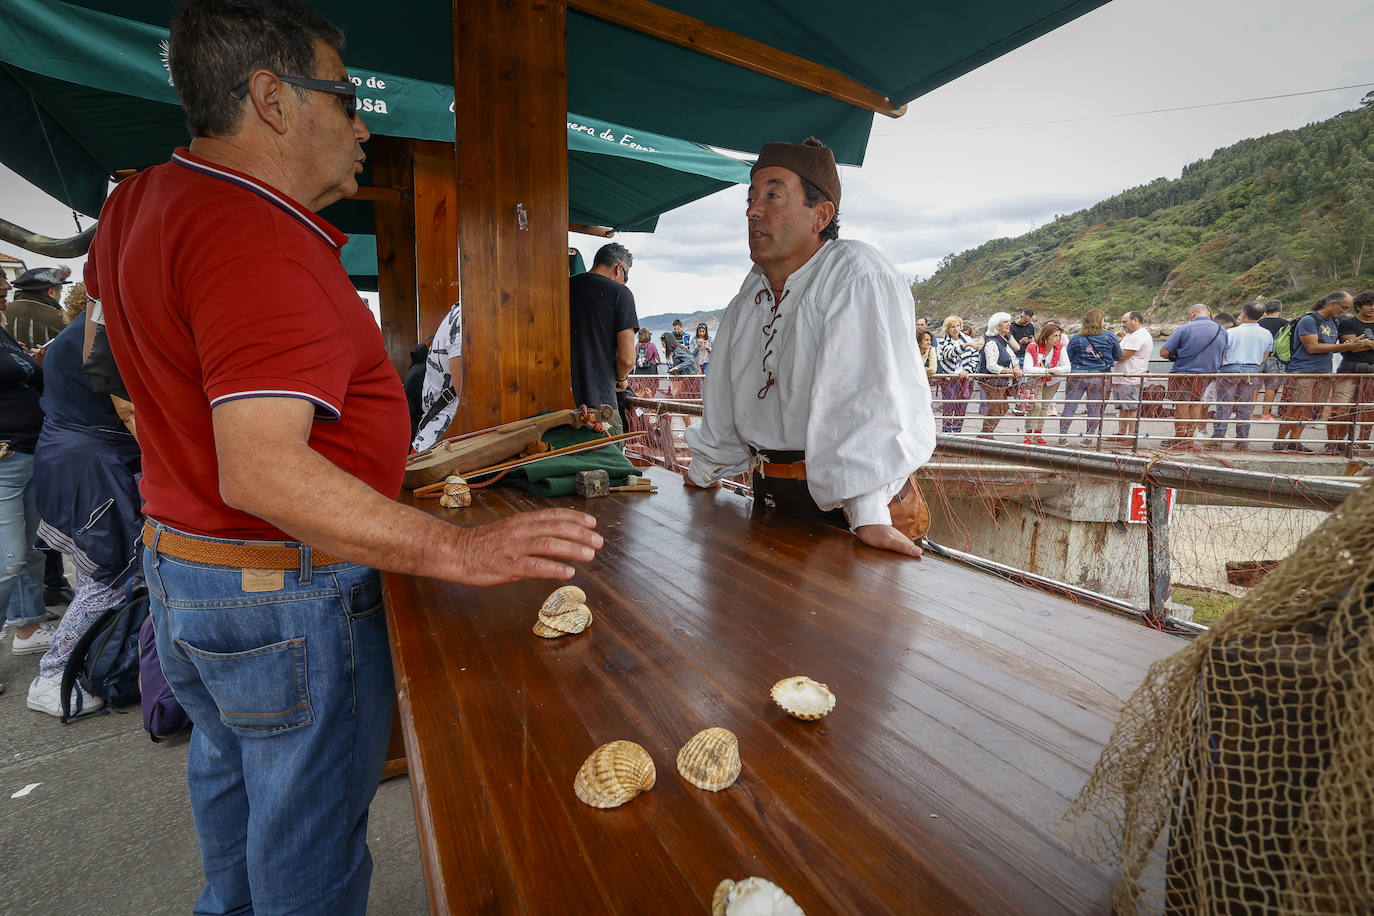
{"left": 912, "top": 102, "right": 1374, "bottom": 326}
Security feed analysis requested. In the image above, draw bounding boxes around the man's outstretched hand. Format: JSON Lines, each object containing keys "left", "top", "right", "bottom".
{"left": 450, "top": 509, "right": 602, "bottom": 585}
{"left": 682, "top": 471, "right": 722, "bottom": 489}
{"left": 853, "top": 524, "right": 923, "bottom": 559}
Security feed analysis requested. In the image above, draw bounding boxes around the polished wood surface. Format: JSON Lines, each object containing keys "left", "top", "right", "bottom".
{"left": 384, "top": 468, "right": 1182, "bottom": 913}
{"left": 566, "top": 0, "right": 905, "bottom": 117}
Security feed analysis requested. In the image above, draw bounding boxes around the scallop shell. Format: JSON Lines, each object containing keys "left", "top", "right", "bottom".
{"left": 676, "top": 727, "right": 741, "bottom": 791}
{"left": 711, "top": 877, "right": 805, "bottom": 916}
{"left": 573, "top": 740, "right": 656, "bottom": 809}
{"left": 540, "top": 603, "right": 592, "bottom": 634}
{"left": 541, "top": 585, "right": 587, "bottom": 617}
{"left": 770, "top": 676, "right": 836, "bottom": 721}
{"left": 532, "top": 619, "right": 566, "bottom": 638}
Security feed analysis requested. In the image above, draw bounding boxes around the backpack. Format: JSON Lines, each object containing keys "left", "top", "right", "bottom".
{"left": 60, "top": 583, "right": 149, "bottom": 722}
{"left": 1272, "top": 314, "right": 1313, "bottom": 367}
{"left": 139, "top": 613, "right": 190, "bottom": 741}
{"left": 635, "top": 342, "right": 651, "bottom": 370}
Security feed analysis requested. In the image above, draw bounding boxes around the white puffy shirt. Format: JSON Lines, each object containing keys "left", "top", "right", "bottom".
{"left": 684, "top": 239, "right": 936, "bottom": 529}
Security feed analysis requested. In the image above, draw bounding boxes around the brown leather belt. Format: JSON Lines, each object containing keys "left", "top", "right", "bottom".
{"left": 757, "top": 459, "right": 808, "bottom": 480}
{"left": 143, "top": 522, "right": 343, "bottom": 569}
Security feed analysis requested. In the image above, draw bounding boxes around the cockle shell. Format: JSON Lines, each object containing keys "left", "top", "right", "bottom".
{"left": 711, "top": 877, "right": 805, "bottom": 916}
{"left": 541, "top": 585, "right": 586, "bottom": 617}
{"left": 541, "top": 603, "right": 592, "bottom": 634}
{"left": 532, "top": 619, "right": 566, "bottom": 638}
{"left": 438, "top": 487, "right": 471, "bottom": 509}
{"left": 770, "top": 676, "right": 836, "bottom": 721}
{"left": 676, "top": 727, "right": 741, "bottom": 791}
{"left": 573, "top": 740, "right": 656, "bottom": 809}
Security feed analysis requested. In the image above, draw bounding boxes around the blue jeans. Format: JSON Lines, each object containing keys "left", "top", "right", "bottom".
{"left": 144, "top": 523, "right": 394, "bottom": 915}
{"left": 1059, "top": 375, "right": 1108, "bottom": 437}
{"left": 1, "top": 452, "right": 48, "bottom": 626}
{"left": 1213, "top": 364, "right": 1259, "bottom": 439}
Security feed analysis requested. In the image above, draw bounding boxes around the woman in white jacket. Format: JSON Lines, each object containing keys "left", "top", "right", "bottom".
{"left": 1020, "top": 321, "right": 1068, "bottom": 445}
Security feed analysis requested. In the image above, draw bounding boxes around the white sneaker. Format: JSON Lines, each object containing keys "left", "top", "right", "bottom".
{"left": 12, "top": 622, "right": 57, "bottom": 656}
{"left": 26, "top": 675, "right": 104, "bottom": 718}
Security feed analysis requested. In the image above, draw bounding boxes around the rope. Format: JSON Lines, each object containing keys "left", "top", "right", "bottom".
{"left": 28, "top": 91, "right": 83, "bottom": 232}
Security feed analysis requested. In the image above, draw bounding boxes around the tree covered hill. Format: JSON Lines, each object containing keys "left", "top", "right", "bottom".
{"left": 912, "top": 102, "right": 1374, "bottom": 326}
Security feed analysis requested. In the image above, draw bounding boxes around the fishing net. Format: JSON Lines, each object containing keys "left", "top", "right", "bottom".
{"left": 1059, "top": 479, "right": 1374, "bottom": 913}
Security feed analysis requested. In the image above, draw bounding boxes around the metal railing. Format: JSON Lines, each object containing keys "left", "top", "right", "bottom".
{"left": 623, "top": 393, "right": 1362, "bottom": 633}
{"left": 929, "top": 369, "right": 1374, "bottom": 456}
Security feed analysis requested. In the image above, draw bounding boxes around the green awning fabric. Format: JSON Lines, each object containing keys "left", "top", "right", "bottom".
{"left": 0, "top": 0, "right": 752, "bottom": 234}
{"left": 3, "top": 0, "right": 1109, "bottom": 170}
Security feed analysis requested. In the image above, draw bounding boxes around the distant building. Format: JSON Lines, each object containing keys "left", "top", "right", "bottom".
{"left": 0, "top": 252, "right": 25, "bottom": 284}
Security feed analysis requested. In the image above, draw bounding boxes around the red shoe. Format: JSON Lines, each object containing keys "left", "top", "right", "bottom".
{"left": 1023, "top": 437, "right": 1033, "bottom": 444}
{"left": 1035, "top": 437, "right": 1048, "bottom": 446}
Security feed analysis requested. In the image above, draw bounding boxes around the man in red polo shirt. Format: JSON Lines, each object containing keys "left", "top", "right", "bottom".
{"left": 86, "top": 1, "right": 601, "bottom": 912}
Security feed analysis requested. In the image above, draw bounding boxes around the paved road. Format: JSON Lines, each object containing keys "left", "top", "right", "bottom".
{"left": 0, "top": 644, "right": 426, "bottom": 915}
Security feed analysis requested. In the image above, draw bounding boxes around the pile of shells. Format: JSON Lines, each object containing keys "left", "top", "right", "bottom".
{"left": 677, "top": 727, "right": 741, "bottom": 792}
{"left": 573, "top": 740, "right": 656, "bottom": 809}
{"left": 770, "top": 676, "right": 836, "bottom": 721}
{"left": 711, "top": 877, "right": 805, "bottom": 916}
{"left": 438, "top": 476, "right": 471, "bottom": 509}
{"left": 533, "top": 585, "right": 593, "bottom": 638}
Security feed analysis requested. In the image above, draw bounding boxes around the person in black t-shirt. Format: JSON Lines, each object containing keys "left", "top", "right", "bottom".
{"left": 1009, "top": 308, "right": 1036, "bottom": 351}
{"left": 569, "top": 243, "right": 639, "bottom": 435}
{"left": 1256, "top": 299, "right": 1289, "bottom": 417}
{"left": 1332, "top": 290, "right": 1374, "bottom": 448}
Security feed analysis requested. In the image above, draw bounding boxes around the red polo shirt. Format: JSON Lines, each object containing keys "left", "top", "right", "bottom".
{"left": 87, "top": 149, "right": 409, "bottom": 539}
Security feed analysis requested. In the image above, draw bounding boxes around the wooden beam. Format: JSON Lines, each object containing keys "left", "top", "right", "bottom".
{"left": 349, "top": 185, "right": 405, "bottom": 203}
{"left": 569, "top": 223, "right": 615, "bottom": 238}
{"left": 565, "top": 0, "right": 905, "bottom": 118}
{"left": 412, "top": 139, "right": 462, "bottom": 391}
{"left": 450, "top": 0, "right": 572, "bottom": 435}
{"left": 369, "top": 136, "right": 419, "bottom": 375}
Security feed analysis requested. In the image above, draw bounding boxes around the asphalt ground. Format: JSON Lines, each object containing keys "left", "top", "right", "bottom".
{"left": 0, "top": 635, "right": 427, "bottom": 915}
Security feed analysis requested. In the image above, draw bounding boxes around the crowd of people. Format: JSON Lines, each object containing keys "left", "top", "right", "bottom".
{"left": 920, "top": 293, "right": 1374, "bottom": 451}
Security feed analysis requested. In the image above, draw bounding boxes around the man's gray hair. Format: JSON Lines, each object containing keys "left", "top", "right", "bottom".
{"left": 169, "top": 0, "right": 345, "bottom": 138}
{"left": 1187, "top": 303, "right": 1212, "bottom": 319}
{"left": 593, "top": 243, "right": 633, "bottom": 271}
{"left": 986, "top": 312, "right": 1012, "bottom": 336}
{"left": 1242, "top": 301, "right": 1265, "bottom": 321}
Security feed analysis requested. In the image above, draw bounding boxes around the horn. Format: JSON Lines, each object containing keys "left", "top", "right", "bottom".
{"left": 0, "top": 217, "right": 97, "bottom": 258}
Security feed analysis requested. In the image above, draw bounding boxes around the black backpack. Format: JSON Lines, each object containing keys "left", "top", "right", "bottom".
{"left": 60, "top": 584, "right": 150, "bottom": 722}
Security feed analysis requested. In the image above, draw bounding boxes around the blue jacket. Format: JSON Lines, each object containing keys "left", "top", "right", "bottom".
{"left": 1067, "top": 333, "right": 1123, "bottom": 373}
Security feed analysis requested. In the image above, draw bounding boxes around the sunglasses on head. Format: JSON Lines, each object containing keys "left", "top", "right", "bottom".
{"left": 230, "top": 74, "right": 358, "bottom": 119}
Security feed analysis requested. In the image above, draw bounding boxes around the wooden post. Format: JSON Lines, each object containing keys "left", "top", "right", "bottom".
{"left": 412, "top": 139, "right": 462, "bottom": 379}
{"left": 450, "top": 0, "right": 572, "bottom": 433}
{"left": 1145, "top": 483, "right": 1170, "bottom": 624}
{"left": 369, "top": 136, "right": 418, "bottom": 375}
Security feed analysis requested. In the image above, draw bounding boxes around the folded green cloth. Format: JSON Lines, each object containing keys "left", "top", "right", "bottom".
{"left": 501, "top": 425, "right": 637, "bottom": 497}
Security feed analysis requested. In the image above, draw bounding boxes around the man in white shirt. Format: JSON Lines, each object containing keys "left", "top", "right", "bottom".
{"left": 1109, "top": 311, "right": 1152, "bottom": 444}
{"left": 683, "top": 138, "right": 936, "bottom": 557}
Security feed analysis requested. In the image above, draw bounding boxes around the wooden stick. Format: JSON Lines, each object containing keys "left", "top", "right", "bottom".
{"left": 464, "top": 432, "right": 644, "bottom": 479}
{"left": 608, "top": 485, "right": 657, "bottom": 493}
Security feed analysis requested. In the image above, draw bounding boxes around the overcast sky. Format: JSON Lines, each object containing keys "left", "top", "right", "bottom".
{"left": 4, "top": 0, "right": 1372, "bottom": 324}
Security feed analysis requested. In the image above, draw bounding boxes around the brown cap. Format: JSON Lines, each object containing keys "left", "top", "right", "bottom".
{"left": 751, "top": 137, "right": 840, "bottom": 210}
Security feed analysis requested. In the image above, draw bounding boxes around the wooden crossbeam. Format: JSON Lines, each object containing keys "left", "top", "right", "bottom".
{"left": 565, "top": 0, "right": 905, "bottom": 118}
{"left": 569, "top": 223, "right": 616, "bottom": 237}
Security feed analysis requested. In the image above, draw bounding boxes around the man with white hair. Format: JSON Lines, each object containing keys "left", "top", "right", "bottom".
{"left": 684, "top": 138, "right": 936, "bottom": 557}
{"left": 1160, "top": 303, "right": 1227, "bottom": 447}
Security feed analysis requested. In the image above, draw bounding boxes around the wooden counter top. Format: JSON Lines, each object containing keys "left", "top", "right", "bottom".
{"left": 382, "top": 467, "right": 1182, "bottom": 914}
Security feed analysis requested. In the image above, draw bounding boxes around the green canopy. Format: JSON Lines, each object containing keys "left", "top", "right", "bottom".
{"left": 0, "top": 0, "right": 753, "bottom": 239}
{"left": 2, "top": 0, "right": 1109, "bottom": 184}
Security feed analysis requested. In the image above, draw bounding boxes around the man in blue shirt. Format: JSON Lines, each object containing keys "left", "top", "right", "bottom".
{"left": 1275, "top": 291, "right": 1373, "bottom": 452}
{"left": 1160, "top": 303, "right": 1227, "bottom": 447}
{"left": 1211, "top": 302, "right": 1273, "bottom": 449}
